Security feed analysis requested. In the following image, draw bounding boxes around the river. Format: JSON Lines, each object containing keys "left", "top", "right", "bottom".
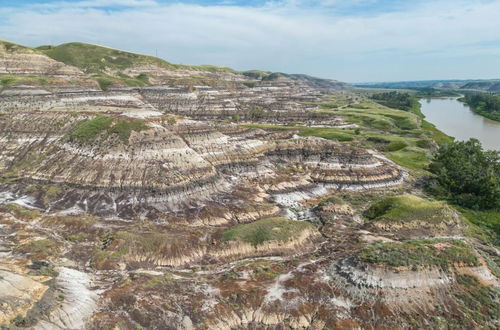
{"left": 419, "top": 97, "right": 500, "bottom": 151}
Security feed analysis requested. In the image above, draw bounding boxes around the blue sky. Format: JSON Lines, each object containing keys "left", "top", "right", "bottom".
{"left": 1, "top": 0, "right": 500, "bottom": 82}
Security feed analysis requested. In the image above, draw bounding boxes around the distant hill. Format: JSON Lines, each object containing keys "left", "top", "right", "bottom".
{"left": 355, "top": 79, "right": 500, "bottom": 93}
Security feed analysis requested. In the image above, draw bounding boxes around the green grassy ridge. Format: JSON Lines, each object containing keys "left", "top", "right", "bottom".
{"left": 473, "top": 108, "right": 500, "bottom": 122}
{"left": 0, "top": 40, "right": 35, "bottom": 53}
{"left": 37, "top": 42, "right": 239, "bottom": 76}
{"left": 38, "top": 42, "right": 178, "bottom": 74}
{"left": 364, "top": 194, "right": 456, "bottom": 224}
{"left": 0, "top": 74, "right": 50, "bottom": 88}
{"left": 370, "top": 91, "right": 421, "bottom": 113}
{"left": 330, "top": 103, "right": 421, "bottom": 131}
{"left": 460, "top": 93, "right": 500, "bottom": 122}
{"left": 222, "top": 217, "right": 314, "bottom": 247}
{"left": 68, "top": 115, "right": 148, "bottom": 144}
{"left": 358, "top": 238, "right": 479, "bottom": 270}
{"left": 93, "top": 74, "right": 150, "bottom": 90}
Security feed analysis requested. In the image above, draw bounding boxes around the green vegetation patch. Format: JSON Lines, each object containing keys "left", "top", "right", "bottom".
{"left": 15, "top": 239, "right": 59, "bottom": 258}
{"left": 222, "top": 217, "right": 314, "bottom": 247}
{"left": 298, "top": 127, "right": 354, "bottom": 141}
{"left": 0, "top": 40, "right": 32, "bottom": 52}
{"left": 364, "top": 194, "right": 456, "bottom": 224}
{"left": 370, "top": 91, "right": 420, "bottom": 113}
{"left": 241, "top": 123, "right": 356, "bottom": 142}
{"left": 358, "top": 238, "right": 478, "bottom": 270}
{"left": 328, "top": 103, "right": 420, "bottom": 131}
{"left": 68, "top": 115, "right": 147, "bottom": 144}
{"left": 0, "top": 204, "right": 41, "bottom": 220}
{"left": 108, "top": 118, "right": 148, "bottom": 143}
{"left": 458, "top": 207, "right": 500, "bottom": 245}
{"left": 68, "top": 115, "right": 113, "bottom": 143}
{"left": 0, "top": 74, "right": 50, "bottom": 89}
{"left": 385, "top": 140, "right": 408, "bottom": 152}
{"left": 421, "top": 120, "right": 453, "bottom": 145}
{"left": 462, "top": 93, "right": 500, "bottom": 122}
{"left": 387, "top": 146, "right": 431, "bottom": 173}
{"left": 92, "top": 230, "right": 179, "bottom": 269}
{"left": 242, "top": 70, "right": 271, "bottom": 80}
{"left": 39, "top": 42, "right": 176, "bottom": 74}
{"left": 454, "top": 274, "right": 500, "bottom": 325}
{"left": 427, "top": 138, "right": 500, "bottom": 210}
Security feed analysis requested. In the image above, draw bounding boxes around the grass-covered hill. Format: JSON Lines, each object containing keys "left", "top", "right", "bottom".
{"left": 0, "top": 40, "right": 35, "bottom": 53}
{"left": 37, "top": 42, "right": 179, "bottom": 74}
{"left": 36, "top": 42, "right": 239, "bottom": 76}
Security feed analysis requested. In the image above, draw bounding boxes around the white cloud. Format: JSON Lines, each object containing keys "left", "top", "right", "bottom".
{"left": 0, "top": 0, "right": 499, "bottom": 81}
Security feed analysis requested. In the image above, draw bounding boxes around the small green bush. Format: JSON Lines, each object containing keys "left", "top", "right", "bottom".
{"left": 416, "top": 139, "right": 431, "bottom": 148}
{"left": 96, "top": 77, "right": 113, "bottom": 91}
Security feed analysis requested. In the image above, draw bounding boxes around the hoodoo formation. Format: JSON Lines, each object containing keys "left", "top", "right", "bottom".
{"left": 0, "top": 40, "right": 498, "bottom": 329}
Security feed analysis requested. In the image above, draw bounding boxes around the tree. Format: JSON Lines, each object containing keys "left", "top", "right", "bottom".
{"left": 370, "top": 91, "right": 419, "bottom": 112}
{"left": 427, "top": 139, "right": 500, "bottom": 210}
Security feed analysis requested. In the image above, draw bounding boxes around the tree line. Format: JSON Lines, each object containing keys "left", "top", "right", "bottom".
{"left": 463, "top": 93, "right": 500, "bottom": 122}
{"left": 370, "top": 91, "right": 420, "bottom": 112}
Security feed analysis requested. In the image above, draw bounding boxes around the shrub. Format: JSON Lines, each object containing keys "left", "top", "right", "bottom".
{"left": 136, "top": 73, "right": 149, "bottom": 84}
{"left": 96, "top": 77, "right": 113, "bottom": 91}
{"left": 69, "top": 115, "right": 112, "bottom": 143}
{"left": 416, "top": 139, "right": 431, "bottom": 148}
{"left": 69, "top": 116, "right": 147, "bottom": 144}
{"left": 108, "top": 118, "right": 147, "bottom": 143}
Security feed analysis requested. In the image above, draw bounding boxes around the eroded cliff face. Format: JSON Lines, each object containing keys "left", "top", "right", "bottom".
{"left": 0, "top": 88, "right": 404, "bottom": 220}
{"left": 0, "top": 54, "right": 498, "bottom": 330}
{"left": 0, "top": 43, "right": 82, "bottom": 77}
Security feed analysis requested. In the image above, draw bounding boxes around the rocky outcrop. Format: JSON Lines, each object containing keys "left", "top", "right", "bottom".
{"left": 0, "top": 269, "right": 48, "bottom": 324}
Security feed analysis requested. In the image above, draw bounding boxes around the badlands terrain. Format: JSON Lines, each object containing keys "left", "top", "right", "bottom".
{"left": 0, "top": 40, "right": 498, "bottom": 329}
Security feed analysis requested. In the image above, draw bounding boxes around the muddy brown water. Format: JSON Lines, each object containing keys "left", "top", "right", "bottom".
{"left": 419, "top": 97, "right": 500, "bottom": 151}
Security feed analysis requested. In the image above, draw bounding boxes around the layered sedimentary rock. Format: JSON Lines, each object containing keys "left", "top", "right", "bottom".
{"left": 0, "top": 108, "right": 403, "bottom": 219}
{"left": 0, "top": 43, "right": 82, "bottom": 76}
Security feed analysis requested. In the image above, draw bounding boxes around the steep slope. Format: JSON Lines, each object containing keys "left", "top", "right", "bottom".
{"left": 0, "top": 40, "right": 82, "bottom": 76}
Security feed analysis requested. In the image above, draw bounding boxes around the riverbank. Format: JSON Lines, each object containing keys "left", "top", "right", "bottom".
{"left": 457, "top": 94, "right": 500, "bottom": 122}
